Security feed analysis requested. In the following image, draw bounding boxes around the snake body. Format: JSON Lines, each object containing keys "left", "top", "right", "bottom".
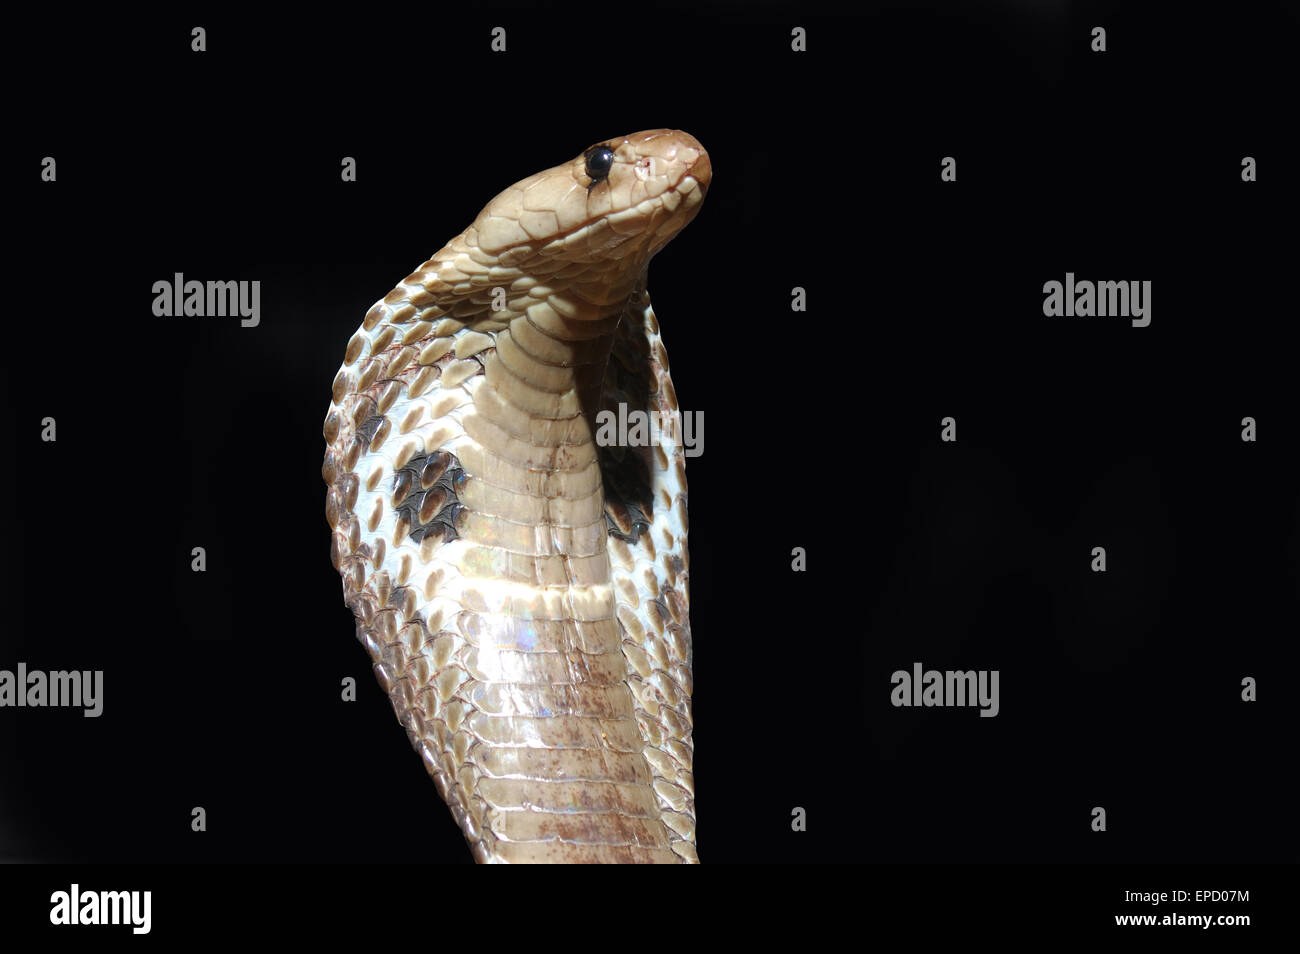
{"left": 322, "top": 129, "right": 710, "bottom": 862}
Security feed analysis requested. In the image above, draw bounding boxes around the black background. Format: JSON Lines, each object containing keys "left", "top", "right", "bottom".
{"left": 5, "top": 0, "right": 1297, "bottom": 879}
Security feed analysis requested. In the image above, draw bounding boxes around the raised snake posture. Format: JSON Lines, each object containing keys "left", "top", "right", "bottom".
{"left": 323, "top": 129, "right": 710, "bottom": 862}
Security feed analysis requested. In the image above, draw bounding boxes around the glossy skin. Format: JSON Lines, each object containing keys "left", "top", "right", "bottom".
{"left": 323, "top": 130, "right": 709, "bottom": 862}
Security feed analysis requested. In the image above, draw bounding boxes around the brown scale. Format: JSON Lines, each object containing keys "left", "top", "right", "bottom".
{"left": 391, "top": 449, "right": 467, "bottom": 543}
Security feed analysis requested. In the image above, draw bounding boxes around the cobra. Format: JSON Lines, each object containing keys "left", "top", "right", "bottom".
{"left": 322, "top": 129, "right": 710, "bottom": 863}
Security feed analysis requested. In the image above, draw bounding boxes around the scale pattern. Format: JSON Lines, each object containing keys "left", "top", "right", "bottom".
{"left": 322, "top": 130, "right": 709, "bottom": 863}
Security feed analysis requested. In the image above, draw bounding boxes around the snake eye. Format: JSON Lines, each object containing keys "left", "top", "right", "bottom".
{"left": 584, "top": 145, "right": 615, "bottom": 183}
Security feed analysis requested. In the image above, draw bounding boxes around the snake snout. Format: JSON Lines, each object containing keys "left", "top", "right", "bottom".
{"left": 673, "top": 132, "right": 711, "bottom": 195}
{"left": 686, "top": 145, "right": 710, "bottom": 196}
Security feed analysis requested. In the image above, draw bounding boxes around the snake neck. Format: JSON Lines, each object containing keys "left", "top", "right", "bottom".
{"left": 460, "top": 298, "right": 621, "bottom": 586}
{"left": 479, "top": 301, "right": 623, "bottom": 440}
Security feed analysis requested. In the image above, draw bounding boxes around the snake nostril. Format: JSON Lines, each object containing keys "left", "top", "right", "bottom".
{"left": 634, "top": 157, "right": 658, "bottom": 182}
